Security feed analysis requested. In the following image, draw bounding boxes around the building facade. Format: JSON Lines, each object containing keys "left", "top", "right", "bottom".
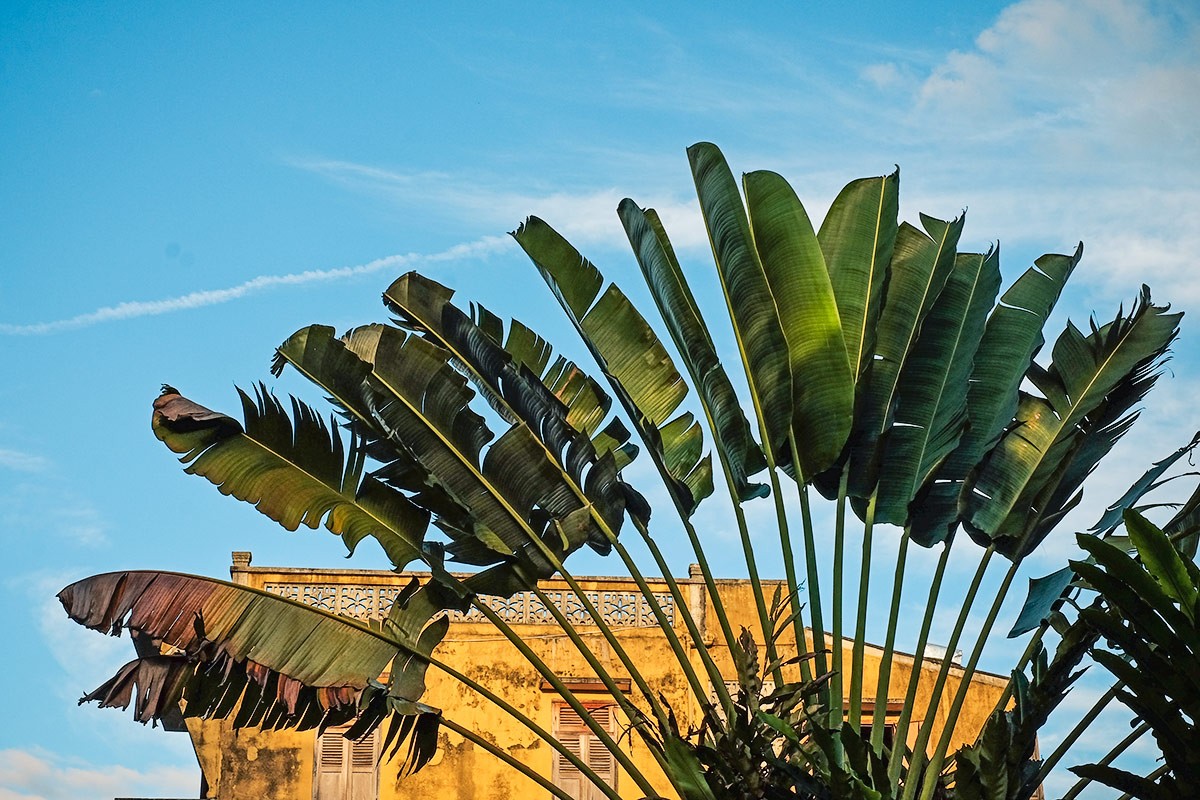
{"left": 183, "top": 552, "right": 1010, "bottom": 800}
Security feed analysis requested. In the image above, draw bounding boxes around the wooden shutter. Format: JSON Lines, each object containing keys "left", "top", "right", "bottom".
{"left": 552, "top": 705, "right": 617, "bottom": 800}
{"left": 315, "top": 726, "right": 379, "bottom": 800}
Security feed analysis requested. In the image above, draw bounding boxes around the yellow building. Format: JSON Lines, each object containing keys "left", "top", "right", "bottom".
{"left": 184, "top": 552, "right": 1010, "bottom": 800}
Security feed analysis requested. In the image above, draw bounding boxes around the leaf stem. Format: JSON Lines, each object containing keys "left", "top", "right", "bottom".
{"left": 731, "top": 486, "right": 787, "bottom": 690}
{"left": 848, "top": 492, "right": 877, "bottom": 730}
{"left": 916, "top": 551, "right": 1020, "bottom": 800}
{"left": 870, "top": 529, "right": 911, "bottom": 752}
{"left": 440, "top": 716, "right": 580, "bottom": 800}
{"left": 766, "top": 459, "right": 807, "bottom": 686}
{"left": 625, "top": 517, "right": 736, "bottom": 713}
{"left": 831, "top": 469, "right": 849, "bottom": 733}
{"left": 899, "top": 543, "right": 994, "bottom": 800}
{"left": 798, "top": 484, "right": 829, "bottom": 689}
{"left": 990, "top": 624, "right": 1048, "bottom": 717}
{"left": 427, "top": 655, "right": 625, "bottom": 800}
{"left": 887, "top": 538, "right": 952, "bottom": 787}
{"left": 469, "top": 598, "right": 662, "bottom": 799}
{"left": 1058, "top": 721, "right": 1149, "bottom": 800}
{"left": 1029, "top": 682, "right": 1121, "bottom": 790}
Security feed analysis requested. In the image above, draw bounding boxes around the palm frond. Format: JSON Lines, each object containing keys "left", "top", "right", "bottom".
{"left": 847, "top": 214, "right": 962, "bottom": 500}
{"left": 618, "top": 199, "right": 768, "bottom": 500}
{"left": 275, "top": 324, "right": 607, "bottom": 575}
{"left": 384, "top": 272, "right": 639, "bottom": 476}
{"left": 909, "top": 248, "right": 1080, "bottom": 546}
{"left": 687, "top": 143, "right": 794, "bottom": 470}
{"left": 874, "top": 247, "right": 1000, "bottom": 526}
{"left": 743, "top": 169, "right": 855, "bottom": 482}
{"left": 513, "top": 216, "right": 713, "bottom": 516}
{"left": 152, "top": 386, "right": 429, "bottom": 569}
{"left": 964, "top": 288, "right": 1181, "bottom": 554}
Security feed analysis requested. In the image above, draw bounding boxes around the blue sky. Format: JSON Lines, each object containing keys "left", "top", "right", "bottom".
{"left": 2, "top": 2, "right": 1198, "bottom": 797}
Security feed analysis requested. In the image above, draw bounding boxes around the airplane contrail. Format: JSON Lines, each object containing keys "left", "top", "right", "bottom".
{"left": 1, "top": 235, "right": 511, "bottom": 335}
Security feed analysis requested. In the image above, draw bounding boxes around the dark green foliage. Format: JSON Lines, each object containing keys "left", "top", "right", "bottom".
{"left": 951, "top": 606, "right": 1098, "bottom": 800}
{"left": 659, "top": 594, "right": 833, "bottom": 800}
{"left": 1070, "top": 512, "right": 1200, "bottom": 797}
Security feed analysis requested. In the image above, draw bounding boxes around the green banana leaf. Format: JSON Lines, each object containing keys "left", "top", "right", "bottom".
{"left": 384, "top": 271, "right": 638, "bottom": 474}
{"left": 617, "top": 199, "right": 768, "bottom": 501}
{"left": 1126, "top": 510, "right": 1199, "bottom": 610}
{"left": 1091, "top": 431, "right": 1200, "bottom": 536}
{"left": 743, "top": 169, "right": 854, "bottom": 482}
{"left": 152, "top": 385, "right": 428, "bottom": 570}
{"left": 513, "top": 215, "right": 713, "bottom": 517}
{"left": 1007, "top": 566, "right": 1076, "bottom": 639}
{"left": 909, "top": 248, "right": 1080, "bottom": 547}
{"left": 953, "top": 607, "right": 1098, "bottom": 800}
{"left": 274, "top": 324, "right": 605, "bottom": 572}
{"left": 811, "top": 170, "right": 899, "bottom": 499}
{"left": 688, "top": 143, "right": 793, "bottom": 468}
{"left": 1003, "top": 339, "right": 1170, "bottom": 556}
{"left": 384, "top": 271, "right": 641, "bottom": 533}
{"left": 1072, "top": 515, "right": 1200, "bottom": 794}
{"left": 964, "top": 288, "right": 1180, "bottom": 548}
{"left": 874, "top": 248, "right": 1000, "bottom": 526}
{"left": 818, "top": 171, "right": 899, "bottom": 386}
{"left": 846, "top": 215, "right": 962, "bottom": 500}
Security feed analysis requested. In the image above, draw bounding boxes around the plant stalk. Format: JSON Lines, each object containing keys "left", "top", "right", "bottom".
{"left": 848, "top": 492, "right": 878, "bottom": 730}
{"left": 899, "top": 544, "right": 994, "bottom": 800}
{"left": 427, "top": 656, "right": 625, "bottom": 800}
{"left": 1029, "top": 683, "right": 1120, "bottom": 790}
{"left": 1058, "top": 721, "right": 1149, "bottom": 800}
{"left": 917, "top": 552, "right": 1021, "bottom": 800}
{"left": 990, "top": 624, "right": 1048, "bottom": 717}
{"left": 731, "top": 483, "right": 787, "bottom": 690}
{"left": 830, "top": 469, "right": 850, "bottom": 732}
{"left": 625, "top": 518, "right": 736, "bottom": 714}
{"left": 470, "top": 599, "right": 662, "bottom": 799}
{"left": 440, "top": 717, "right": 579, "bottom": 800}
{"left": 870, "top": 529, "right": 911, "bottom": 752}
{"left": 767, "top": 452, "right": 810, "bottom": 686}
{"left": 798, "top": 484, "right": 829, "bottom": 687}
{"left": 887, "top": 538, "right": 953, "bottom": 787}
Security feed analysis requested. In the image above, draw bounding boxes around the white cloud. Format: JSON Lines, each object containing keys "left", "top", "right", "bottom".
{"left": 0, "top": 236, "right": 511, "bottom": 336}
{"left": 914, "top": 0, "right": 1199, "bottom": 166}
{"left": 0, "top": 449, "right": 50, "bottom": 473}
{"left": 860, "top": 62, "right": 907, "bottom": 90}
{"left": 0, "top": 748, "right": 196, "bottom": 800}
{"left": 292, "top": 157, "right": 709, "bottom": 254}
{"left": 0, "top": 484, "right": 109, "bottom": 547}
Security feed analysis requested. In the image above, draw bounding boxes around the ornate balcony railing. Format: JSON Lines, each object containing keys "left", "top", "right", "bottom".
{"left": 262, "top": 581, "right": 676, "bottom": 628}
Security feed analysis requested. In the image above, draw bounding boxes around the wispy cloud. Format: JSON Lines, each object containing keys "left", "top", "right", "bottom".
{"left": 0, "top": 748, "right": 196, "bottom": 800}
{"left": 0, "top": 448, "right": 50, "bottom": 473}
{"left": 909, "top": 0, "right": 1199, "bottom": 169}
{"left": 293, "top": 157, "right": 709, "bottom": 253}
{"left": 26, "top": 571, "right": 131, "bottom": 690}
{"left": 0, "top": 236, "right": 510, "bottom": 336}
{"left": 0, "top": 452, "right": 110, "bottom": 546}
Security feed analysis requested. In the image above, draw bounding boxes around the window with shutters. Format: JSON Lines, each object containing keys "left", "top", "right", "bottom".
{"left": 314, "top": 725, "right": 379, "bottom": 800}
{"left": 551, "top": 703, "right": 618, "bottom": 800}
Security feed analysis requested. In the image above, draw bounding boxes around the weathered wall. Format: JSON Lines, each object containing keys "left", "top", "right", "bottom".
{"left": 189, "top": 561, "right": 1007, "bottom": 799}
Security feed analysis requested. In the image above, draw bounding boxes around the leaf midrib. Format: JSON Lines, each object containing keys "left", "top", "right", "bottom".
{"left": 288, "top": 346, "right": 541, "bottom": 552}
{"left": 385, "top": 303, "right": 613, "bottom": 544}
{"left": 204, "top": 414, "right": 414, "bottom": 561}
{"left": 903, "top": 254, "right": 987, "bottom": 500}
